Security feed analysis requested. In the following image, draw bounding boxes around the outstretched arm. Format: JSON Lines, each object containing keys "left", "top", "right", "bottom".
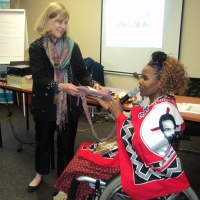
{"left": 91, "top": 96, "right": 125, "bottom": 120}
{"left": 91, "top": 97, "right": 110, "bottom": 110}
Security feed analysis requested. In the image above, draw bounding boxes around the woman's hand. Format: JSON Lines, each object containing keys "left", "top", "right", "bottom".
{"left": 108, "top": 96, "right": 123, "bottom": 119}
{"left": 94, "top": 83, "right": 104, "bottom": 90}
{"left": 58, "top": 83, "right": 79, "bottom": 96}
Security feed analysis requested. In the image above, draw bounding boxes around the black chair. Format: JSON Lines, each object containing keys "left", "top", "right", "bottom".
{"left": 84, "top": 57, "right": 105, "bottom": 122}
{"left": 179, "top": 77, "right": 200, "bottom": 154}
{"left": 84, "top": 57, "right": 105, "bottom": 87}
{"left": 183, "top": 77, "right": 200, "bottom": 98}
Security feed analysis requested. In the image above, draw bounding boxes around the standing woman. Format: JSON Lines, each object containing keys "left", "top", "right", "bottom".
{"left": 27, "top": 2, "right": 103, "bottom": 193}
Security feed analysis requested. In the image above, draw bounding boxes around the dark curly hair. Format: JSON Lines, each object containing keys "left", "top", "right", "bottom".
{"left": 147, "top": 51, "right": 189, "bottom": 95}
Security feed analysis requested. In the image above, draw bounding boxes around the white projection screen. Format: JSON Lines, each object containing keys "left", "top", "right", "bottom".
{"left": 101, "top": 0, "right": 184, "bottom": 74}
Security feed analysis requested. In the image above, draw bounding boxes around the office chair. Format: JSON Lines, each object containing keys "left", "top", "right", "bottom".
{"left": 179, "top": 77, "right": 200, "bottom": 155}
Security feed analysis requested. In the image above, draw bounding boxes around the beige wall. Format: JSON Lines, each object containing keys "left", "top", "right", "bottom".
{"left": 20, "top": 0, "right": 101, "bottom": 61}
{"left": 179, "top": 0, "right": 200, "bottom": 78}
{"left": 19, "top": 0, "right": 200, "bottom": 90}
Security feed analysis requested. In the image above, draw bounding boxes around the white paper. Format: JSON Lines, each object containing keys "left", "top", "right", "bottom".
{"left": 0, "top": 10, "right": 25, "bottom": 57}
{"left": 10, "top": 65, "right": 29, "bottom": 69}
{"left": 177, "top": 103, "right": 200, "bottom": 114}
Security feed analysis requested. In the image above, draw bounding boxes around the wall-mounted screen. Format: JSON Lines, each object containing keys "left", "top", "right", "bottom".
{"left": 101, "top": 0, "right": 184, "bottom": 74}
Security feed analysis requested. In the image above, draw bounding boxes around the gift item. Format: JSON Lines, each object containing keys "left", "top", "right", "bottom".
{"left": 77, "top": 86, "right": 115, "bottom": 142}
{"left": 77, "top": 86, "right": 112, "bottom": 100}
{"left": 95, "top": 136, "right": 118, "bottom": 155}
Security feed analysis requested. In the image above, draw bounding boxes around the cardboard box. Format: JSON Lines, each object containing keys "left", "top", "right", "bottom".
{"left": 0, "top": 89, "right": 13, "bottom": 104}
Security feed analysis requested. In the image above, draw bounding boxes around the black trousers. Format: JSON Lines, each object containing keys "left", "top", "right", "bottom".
{"left": 34, "top": 111, "right": 78, "bottom": 177}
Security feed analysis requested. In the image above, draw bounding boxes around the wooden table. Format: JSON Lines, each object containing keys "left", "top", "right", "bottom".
{"left": 1, "top": 81, "right": 199, "bottom": 146}
{"left": 86, "top": 95, "right": 200, "bottom": 122}
{"left": 175, "top": 95, "right": 200, "bottom": 122}
{"left": 1, "top": 81, "right": 200, "bottom": 124}
{"left": 0, "top": 81, "right": 32, "bottom": 130}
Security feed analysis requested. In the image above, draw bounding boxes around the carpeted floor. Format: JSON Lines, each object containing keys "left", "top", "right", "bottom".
{"left": 0, "top": 103, "right": 199, "bottom": 200}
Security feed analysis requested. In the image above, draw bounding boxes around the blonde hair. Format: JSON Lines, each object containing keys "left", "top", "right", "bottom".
{"left": 34, "top": 2, "right": 69, "bottom": 36}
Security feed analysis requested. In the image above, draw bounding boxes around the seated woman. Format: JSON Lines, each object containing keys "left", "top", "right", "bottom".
{"left": 54, "top": 51, "right": 190, "bottom": 200}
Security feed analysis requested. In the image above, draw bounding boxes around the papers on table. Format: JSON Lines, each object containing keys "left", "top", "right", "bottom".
{"left": 177, "top": 103, "right": 200, "bottom": 114}
{"left": 10, "top": 65, "right": 29, "bottom": 69}
{"left": 7, "top": 75, "right": 33, "bottom": 89}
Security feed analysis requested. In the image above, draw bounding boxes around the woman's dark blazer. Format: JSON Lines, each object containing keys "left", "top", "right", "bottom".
{"left": 29, "top": 37, "right": 96, "bottom": 121}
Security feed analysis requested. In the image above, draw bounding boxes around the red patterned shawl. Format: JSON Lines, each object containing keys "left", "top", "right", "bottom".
{"left": 116, "top": 95, "right": 190, "bottom": 200}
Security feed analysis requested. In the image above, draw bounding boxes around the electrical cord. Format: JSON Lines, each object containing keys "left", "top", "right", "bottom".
{"left": 77, "top": 112, "right": 115, "bottom": 132}
{"left": 1, "top": 83, "right": 35, "bottom": 152}
{"left": 0, "top": 72, "right": 7, "bottom": 81}
{"left": 77, "top": 118, "right": 103, "bottom": 132}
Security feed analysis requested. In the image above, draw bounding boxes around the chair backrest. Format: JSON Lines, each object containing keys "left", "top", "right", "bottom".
{"left": 183, "top": 77, "right": 200, "bottom": 98}
{"left": 84, "top": 57, "right": 105, "bottom": 86}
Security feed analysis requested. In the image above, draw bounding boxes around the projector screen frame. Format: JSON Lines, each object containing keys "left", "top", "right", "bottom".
{"left": 100, "top": 0, "right": 185, "bottom": 75}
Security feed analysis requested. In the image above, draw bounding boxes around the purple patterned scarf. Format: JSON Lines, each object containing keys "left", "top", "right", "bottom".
{"left": 43, "top": 36, "right": 74, "bottom": 132}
